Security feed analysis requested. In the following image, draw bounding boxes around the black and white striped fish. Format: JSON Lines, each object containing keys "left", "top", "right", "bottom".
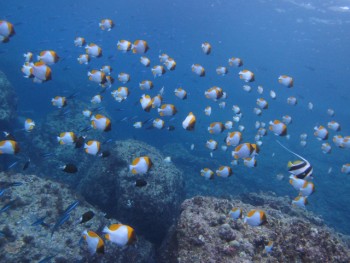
{"left": 277, "top": 140, "right": 313, "bottom": 180}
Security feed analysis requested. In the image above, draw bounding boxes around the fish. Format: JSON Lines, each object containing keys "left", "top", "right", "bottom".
{"left": 88, "top": 70, "right": 106, "bottom": 85}
{"left": 201, "top": 42, "right": 211, "bottom": 54}
{"left": 99, "top": 19, "right": 114, "bottom": 31}
{"left": 57, "top": 132, "right": 77, "bottom": 145}
{"left": 37, "top": 50, "right": 59, "bottom": 65}
{"left": 0, "top": 140, "right": 20, "bottom": 155}
{"left": 244, "top": 209, "right": 267, "bottom": 226}
{"left": 321, "top": 143, "right": 331, "bottom": 154}
{"left": 117, "top": 40, "right": 132, "bottom": 52}
{"left": 278, "top": 75, "right": 294, "bottom": 87}
{"left": 216, "top": 66, "right": 228, "bottom": 76}
{"left": 82, "top": 230, "right": 104, "bottom": 254}
{"left": 228, "top": 57, "right": 243, "bottom": 67}
{"left": 151, "top": 65, "right": 165, "bottom": 77}
{"left": 277, "top": 140, "right": 313, "bottom": 180}
{"left": 103, "top": 224, "right": 136, "bottom": 247}
{"left": 314, "top": 125, "right": 328, "bottom": 140}
{"left": 74, "top": 37, "right": 86, "bottom": 47}
{"left": 91, "top": 114, "right": 111, "bottom": 132}
{"left": 153, "top": 118, "right": 165, "bottom": 129}
{"left": 0, "top": 21, "right": 15, "bottom": 42}
{"left": 77, "top": 211, "right": 94, "bottom": 224}
{"left": 132, "top": 40, "right": 149, "bottom": 54}
{"left": 140, "top": 56, "right": 150, "bottom": 67}
{"left": 182, "top": 112, "right": 196, "bottom": 130}
{"left": 205, "top": 87, "right": 223, "bottom": 100}
{"left": 299, "top": 181, "right": 315, "bottom": 197}
{"left": 118, "top": 72, "right": 130, "bottom": 83}
{"left": 135, "top": 178, "right": 147, "bottom": 187}
{"left": 77, "top": 54, "right": 90, "bottom": 64}
{"left": 100, "top": 65, "right": 112, "bottom": 75}
{"left": 7, "top": 160, "right": 19, "bottom": 170}
{"left": 341, "top": 164, "right": 350, "bottom": 174}
{"left": 174, "top": 88, "right": 187, "bottom": 100}
{"left": 0, "top": 200, "right": 15, "bottom": 214}
{"left": 264, "top": 241, "right": 274, "bottom": 254}
{"left": 60, "top": 164, "right": 78, "bottom": 173}
{"left": 51, "top": 96, "right": 67, "bottom": 108}
{"left": 270, "top": 90, "right": 277, "bottom": 99}
{"left": 204, "top": 106, "right": 212, "bottom": 116}
{"left": 165, "top": 58, "right": 176, "bottom": 70}
{"left": 244, "top": 156, "right": 257, "bottom": 168}
{"left": 158, "top": 104, "right": 177, "bottom": 116}
{"left": 85, "top": 43, "right": 102, "bottom": 57}
{"left": 206, "top": 140, "right": 218, "bottom": 151}
{"left": 232, "top": 143, "right": 254, "bottom": 159}
{"left": 282, "top": 115, "right": 292, "bottom": 125}
{"left": 287, "top": 96, "right": 297, "bottom": 105}
{"left": 200, "top": 168, "right": 214, "bottom": 180}
{"left": 229, "top": 208, "right": 242, "bottom": 220}
{"left": 31, "top": 62, "right": 52, "bottom": 83}
{"left": 129, "top": 156, "right": 152, "bottom": 175}
{"left": 216, "top": 166, "right": 232, "bottom": 178}
{"left": 256, "top": 98, "right": 268, "bottom": 109}
{"left": 208, "top": 122, "right": 225, "bottom": 134}
{"left": 269, "top": 120, "right": 287, "bottom": 136}
{"left": 91, "top": 94, "right": 102, "bottom": 104}
{"left": 84, "top": 140, "right": 101, "bottom": 155}
{"left": 140, "top": 94, "right": 152, "bottom": 112}
{"left": 21, "top": 62, "right": 33, "bottom": 78}
{"left": 31, "top": 216, "right": 50, "bottom": 227}
{"left": 327, "top": 121, "right": 340, "bottom": 131}
{"left": 225, "top": 131, "right": 242, "bottom": 147}
{"left": 239, "top": 70, "right": 255, "bottom": 82}
{"left": 191, "top": 64, "right": 205, "bottom": 77}
{"left": 292, "top": 196, "right": 308, "bottom": 208}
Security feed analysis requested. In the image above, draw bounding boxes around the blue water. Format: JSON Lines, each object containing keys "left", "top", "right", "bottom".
{"left": 1, "top": 0, "right": 350, "bottom": 240}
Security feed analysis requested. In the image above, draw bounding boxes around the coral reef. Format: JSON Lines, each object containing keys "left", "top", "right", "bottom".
{"left": 0, "top": 70, "right": 17, "bottom": 128}
{"left": 0, "top": 172, "right": 155, "bottom": 262}
{"left": 158, "top": 194, "right": 350, "bottom": 263}
{"left": 78, "top": 139, "right": 185, "bottom": 244}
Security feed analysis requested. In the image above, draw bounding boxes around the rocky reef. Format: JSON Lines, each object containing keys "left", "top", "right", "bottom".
{"left": 78, "top": 139, "right": 185, "bottom": 245}
{"left": 0, "top": 172, "right": 155, "bottom": 262}
{"left": 0, "top": 70, "right": 17, "bottom": 128}
{"left": 158, "top": 194, "right": 350, "bottom": 263}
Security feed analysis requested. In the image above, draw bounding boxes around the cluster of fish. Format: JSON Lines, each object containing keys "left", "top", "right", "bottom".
{"left": 82, "top": 223, "right": 136, "bottom": 255}
{"left": 1, "top": 14, "right": 350, "bottom": 258}
{"left": 277, "top": 141, "right": 315, "bottom": 208}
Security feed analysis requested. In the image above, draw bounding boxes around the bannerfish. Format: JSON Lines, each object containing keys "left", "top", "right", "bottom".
{"left": 277, "top": 140, "right": 313, "bottom": 180}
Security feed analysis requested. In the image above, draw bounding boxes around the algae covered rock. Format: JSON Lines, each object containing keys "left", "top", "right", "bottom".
{"left": 0, "top": 70, "right": 17, "bottom": 127}
{"left": 0, "top": 172, "right": 155, "bottom": 262}
{"left": 159, "top": 195, "right": 350, "bottom": 263}
{"left": 78, "top": 139, "right": 185, "bottom": 244}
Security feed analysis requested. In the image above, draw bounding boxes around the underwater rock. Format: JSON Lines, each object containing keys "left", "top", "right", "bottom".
{"left": 78, "top": 139, "right": 185, "bottom": 245}
{"left": 0, "top": 70, "right": 17, "bottom": 128}
{"left": 0, "top": 172, "right": 155, "bottom": 262}
{"left": 158, "top": 195, "right": 350, "bottom": 263}
{"left": 20, "top": 100, "right": 108, "bottom": 185}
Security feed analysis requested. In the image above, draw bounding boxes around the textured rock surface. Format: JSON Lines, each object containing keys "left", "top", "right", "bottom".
{"left": 0, "top": 70, "right": 17, "bottom": 127}
{"left": 0, "top": 172, "right": 155, "bottom": 262}
{"left": 158, "top": 195, "right": 350, "bottom": 263}
{"left": 20, "top": 100, "right": 109, "bottom": 186}
{"left": 78, "top": 139, "right": 185, "bottom": 244}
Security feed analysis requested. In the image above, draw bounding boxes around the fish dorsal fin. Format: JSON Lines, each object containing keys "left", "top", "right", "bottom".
{"left": 276, "top": 140, "right": 309, "bottom": 164}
